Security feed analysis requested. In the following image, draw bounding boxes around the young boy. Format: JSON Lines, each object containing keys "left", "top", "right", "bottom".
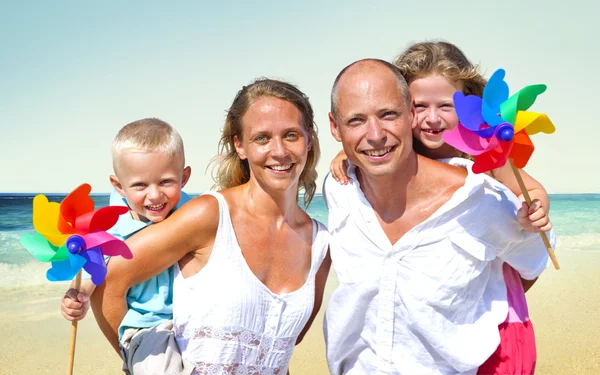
{"left": 61, "top": 117, "right": 193, "bottom": 374}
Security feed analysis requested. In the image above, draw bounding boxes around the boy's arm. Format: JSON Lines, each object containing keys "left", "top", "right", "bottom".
{"left": 90, "top": 195, "right": 219, "bottom": 352}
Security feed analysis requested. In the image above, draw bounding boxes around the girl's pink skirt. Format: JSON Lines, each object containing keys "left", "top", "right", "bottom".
{"left": 477, "top": 263, "right": 536, "bottom": 375}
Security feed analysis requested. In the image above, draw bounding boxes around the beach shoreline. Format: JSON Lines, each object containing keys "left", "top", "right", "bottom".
{"left": 1, "top": 250, "right": 599, "bottom": 374}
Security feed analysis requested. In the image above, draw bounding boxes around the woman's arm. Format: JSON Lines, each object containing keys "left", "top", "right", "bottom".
{"left": 296, "top": 250, "right": 332, "bottom": 345}
{"left": 90, "top": 195, "right": 220, "bottom": 352}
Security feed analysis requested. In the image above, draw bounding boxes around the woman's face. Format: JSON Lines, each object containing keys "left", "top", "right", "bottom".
{"left": 409, "top": 73, "right": 463, "bottom": 151}
{"left": 235, "top": 96, "right": 311, "bottom": 194}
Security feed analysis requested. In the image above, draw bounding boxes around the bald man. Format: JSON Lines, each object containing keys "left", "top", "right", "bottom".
{"left": 322, "top": 59, "right": 552, "bottom": 375}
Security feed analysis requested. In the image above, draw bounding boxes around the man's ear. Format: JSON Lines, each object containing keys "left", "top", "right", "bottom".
{"left": 409, "top": 100, "right": 418, "bottom": 130}
{"left": 109, "top": 175, "right": 126, "bottom": 197}
{"left": 181, "top": 166, "right": 192, "bottom": 188}
{"left": 329, "top": 112, "right": 342, "bottom": 142}
{"left": 234, "top": 135, "right": 247, "bottom": 160}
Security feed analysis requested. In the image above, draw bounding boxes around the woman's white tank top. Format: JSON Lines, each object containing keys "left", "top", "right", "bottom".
{"left": 173, "top": 191, "right": 329, "bottom": 375}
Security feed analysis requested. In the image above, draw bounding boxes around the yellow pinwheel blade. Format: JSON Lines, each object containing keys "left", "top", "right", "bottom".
{"left": 32, "top": 195, "right": 69, "bottom": 247}
{"left": 514, "top": 111, "right": 556, "bottom": 135}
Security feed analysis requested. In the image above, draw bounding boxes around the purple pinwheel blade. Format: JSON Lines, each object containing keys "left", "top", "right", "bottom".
{"left": 81, "top": 246, "right": 108, "bottom": 286}
{"left": 46, "top": 253, "right": 87, "bottom": 281}
{"left": 453, "top": 92, "right": 485, "bottom": 131}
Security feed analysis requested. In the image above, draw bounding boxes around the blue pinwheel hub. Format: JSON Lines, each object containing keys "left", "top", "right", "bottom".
{"left": 66, "top": 235, "right": 86, "bottom": 254}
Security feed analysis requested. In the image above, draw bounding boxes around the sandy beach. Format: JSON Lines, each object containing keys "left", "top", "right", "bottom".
{"left": 1, "top": 250, "right": 598, "bottom": 375}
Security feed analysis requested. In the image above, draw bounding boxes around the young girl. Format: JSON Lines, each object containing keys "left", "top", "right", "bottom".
{"left": 329, "top": 41, "right": 553, "bottom": 375}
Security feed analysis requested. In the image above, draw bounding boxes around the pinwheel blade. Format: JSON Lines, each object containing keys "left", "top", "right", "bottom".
{"left": 482, "top": 69, "right": 509, "bottom": 126}
{"left": 81, "top": 232, "right": 133, "bottom": 259}
{"left": 32, "top": 195, "right": 69, "bottom": 247}
{"left": 80, "top": 247, "right": 108, "bottom": 286}
{"left": 58, "top": 184, "right": 94, "bottom": 235}
{"left": 472, "top": 141, "right": 513, "bottom": 174}
{"left": 74, "top": 206, "right": 130, "bottom": 233}
{"left": 47, "top": 253, "right": 87, "bottom": 282}
{"left": 20, "top": 232, "right": 69, "bottom": 262}
{"left": 514, "top": 111, "right": 556, "bottom": 135}
{"left": 453, "top": 92, "right": 485, "bottom": 131}
{"left": 500, "top": 84, "right": 547, "bottom": 125}
{"left": 443, "top": 123, "right": 501, "bottom": 156}
{"left": 508, "top": 131, "right": 535, "bottom": 169}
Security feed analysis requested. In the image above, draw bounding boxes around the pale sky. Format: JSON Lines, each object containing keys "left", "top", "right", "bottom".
{"left": 1, "top": 0, "right": 597, "bottom": 194}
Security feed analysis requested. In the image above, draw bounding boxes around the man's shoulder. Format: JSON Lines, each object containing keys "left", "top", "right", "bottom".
{"left": 322, "top": 172, "right": 352, "bottom": 210}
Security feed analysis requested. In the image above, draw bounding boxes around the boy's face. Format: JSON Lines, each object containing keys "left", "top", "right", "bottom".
{"left": 110, "top": 151, "right": 191, "bottom": 223}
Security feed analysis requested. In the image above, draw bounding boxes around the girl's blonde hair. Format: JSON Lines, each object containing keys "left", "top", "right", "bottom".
{"left": 393, "top": 41, "right": 487, "bottom": 97}
{"left": 210, "top": 78, "right": 320, "bottom": 208}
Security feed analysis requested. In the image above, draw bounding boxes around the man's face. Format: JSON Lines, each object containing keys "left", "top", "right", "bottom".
{"left": 329, "top": 64, "right": 416, "bottom": 178}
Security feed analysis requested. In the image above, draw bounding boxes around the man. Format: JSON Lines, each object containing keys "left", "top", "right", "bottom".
{"left": 323, "top": 59, "right": 552, "bottom": 374}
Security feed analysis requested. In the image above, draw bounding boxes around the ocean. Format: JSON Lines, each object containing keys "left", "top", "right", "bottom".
{"left": 0, "top": 193, "right": 598, "bottom": 289}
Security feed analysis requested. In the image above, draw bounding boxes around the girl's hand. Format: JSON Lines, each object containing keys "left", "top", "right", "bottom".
{"left": 517, "top": 199, "right": 552, "bottom": 233}
{"left": 329, "top": 150, "right": 350, "bottom": 185}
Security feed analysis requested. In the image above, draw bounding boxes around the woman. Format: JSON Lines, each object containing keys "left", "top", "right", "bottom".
{"left": 93, "top": 78, "right": 331, "bottom": 375}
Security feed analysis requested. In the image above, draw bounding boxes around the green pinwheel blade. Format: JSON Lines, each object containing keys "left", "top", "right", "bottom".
{"left": 500, "top": 84, "right": 547, "bottom": 125}
{"left": 20, "top": 232, "right": 69, "bottom": 262}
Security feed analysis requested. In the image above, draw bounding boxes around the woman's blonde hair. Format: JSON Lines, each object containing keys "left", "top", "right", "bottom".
{"left": 210, "top": 78, "right": 320, "bottom": 208}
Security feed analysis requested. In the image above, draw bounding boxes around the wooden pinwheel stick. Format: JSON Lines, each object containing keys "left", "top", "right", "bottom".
{"left": 509, "top": 159, "right": 560, "bottom": 270}
{"left": 67, "top": 270, "right": 82, "bottom": 375}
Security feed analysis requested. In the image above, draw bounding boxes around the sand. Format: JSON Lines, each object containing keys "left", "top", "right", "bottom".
{"left": 1, "top": 250, "right": 598, "bottom": 375}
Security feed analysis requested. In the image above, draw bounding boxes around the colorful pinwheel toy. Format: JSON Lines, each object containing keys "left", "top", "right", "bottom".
{"left": 20, "top": 183, "right": 133, "bottom": 285}
{"left": 442, "top": 68, "right": 559, "bottom": 269}
{"left": 19, "top": 183, "right": 132, "bottom": 374}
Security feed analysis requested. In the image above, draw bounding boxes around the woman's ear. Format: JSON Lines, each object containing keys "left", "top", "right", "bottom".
{"left": 234, "top": 135, "right": 247, "bottom": 160}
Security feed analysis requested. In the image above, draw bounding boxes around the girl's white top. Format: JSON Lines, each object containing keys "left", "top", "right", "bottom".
{"left": 173, "top": 191, "right": 329, "bottom": 375}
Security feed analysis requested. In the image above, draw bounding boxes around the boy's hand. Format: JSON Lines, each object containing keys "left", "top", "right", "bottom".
{"left": 517, "top": 199, "right": 552, "bottom": 233}
{"left": 61, "top": 288, "right": 90, "bottom": 321}
{"left": 329, "top": 150, "right": 350, "bottom": 185}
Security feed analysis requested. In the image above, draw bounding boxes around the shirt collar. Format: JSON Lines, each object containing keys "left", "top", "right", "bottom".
{"left": 109, "top": 189, "right": 193, "bottom": 239}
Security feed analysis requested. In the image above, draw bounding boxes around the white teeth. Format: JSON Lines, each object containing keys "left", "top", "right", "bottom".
{"left": 364, "top": 147, "right": 391, "bottom": 157}
{"left": 146, "top": 204, "right": 165, "bottom": 210}
{"left": 424, "top": 129, "right": 443, "bottom": 134}
{"left": 269, "top": 164, "right": 292, "bottom": 171}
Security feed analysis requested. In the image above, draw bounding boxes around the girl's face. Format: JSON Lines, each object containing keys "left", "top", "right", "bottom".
{"left": 409, "top": 74, "right": 463, "bottom": 151}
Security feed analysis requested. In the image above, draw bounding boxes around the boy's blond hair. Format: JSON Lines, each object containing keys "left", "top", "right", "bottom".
{"left": 111, "top": 118, "right": 185, "bottom": 172}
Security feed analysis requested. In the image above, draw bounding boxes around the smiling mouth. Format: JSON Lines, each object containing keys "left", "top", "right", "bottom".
{"left": 422, "top": 129, "right": 444, "bottom": 135}
{"left": 267, "top": 163, "right": 294, "bottom": 171}
{"left": 145, "top": 203, "right": 166, "bottom": 212}
{"left": 362, "top": 146, "right": 396, "bottom": 157}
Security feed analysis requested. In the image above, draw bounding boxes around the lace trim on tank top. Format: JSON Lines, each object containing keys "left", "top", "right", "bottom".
{"left": 176, "top": 325, "right": 295, "bottom": 375}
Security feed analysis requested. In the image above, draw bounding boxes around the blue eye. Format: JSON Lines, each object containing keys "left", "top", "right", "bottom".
{"left": 286, "top": 132, "right": 299, "bottom": 140}
{"left": 255, "top": 135, "right": 268, "bottom": 143}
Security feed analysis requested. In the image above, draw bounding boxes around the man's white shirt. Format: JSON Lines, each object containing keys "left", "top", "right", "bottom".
{"left": 323, "top": 158, "right": 555, "bottom": 375}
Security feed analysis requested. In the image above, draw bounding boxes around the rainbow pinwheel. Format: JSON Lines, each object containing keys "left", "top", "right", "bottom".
{"left": 443, "top": 68, "right": 556, "bottom": 174}
{"left": 20, "top": 183, "right": 133, "bottom": 285}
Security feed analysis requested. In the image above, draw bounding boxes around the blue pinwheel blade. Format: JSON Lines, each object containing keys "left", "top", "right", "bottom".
{"left": 81, "top": 246, "right": 107, "bottom": 286}
{"left": 472, "top": 126, "right": 497, "bottom": 139}
{"left": 482, "top": 69, "right": 509, "bottom": 126}
{"left": 46, "top": 253, "right": 87, "bottom": 282}
{"left": 453, "top": 92, "right": 485, "bottom": 131}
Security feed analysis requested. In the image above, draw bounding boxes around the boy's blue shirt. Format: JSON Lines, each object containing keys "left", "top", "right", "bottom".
{"left": 102, "top": 189, "right": 192, "bottom": 343}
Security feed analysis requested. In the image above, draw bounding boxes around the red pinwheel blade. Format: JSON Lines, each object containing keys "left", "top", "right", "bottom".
{"left": 508, "top": 130, "right": 535, "bottom": 169}
{"left": 81, "top": 231, "right": 133, "bottom": 259}
{"left": 57, "top": 184, "right": 94, "bottom": 234}
{"left": 80, "top": 247, "right": 108, "bottom": 286}
{"left": 472, "top": 141, "right": 513, "bottom": 174}
{"left": 73, "top": 206, "right": 130, "bottom": 233}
